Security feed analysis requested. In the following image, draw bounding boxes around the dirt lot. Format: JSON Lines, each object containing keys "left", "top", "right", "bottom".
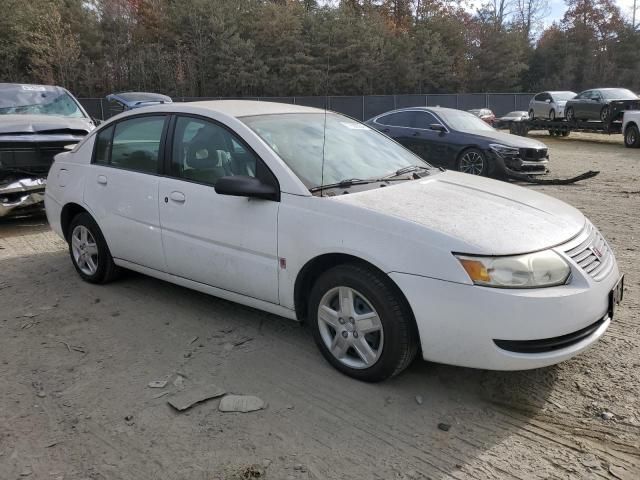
{"left": 1, "top": 132, "right": 639, "bottom": 480}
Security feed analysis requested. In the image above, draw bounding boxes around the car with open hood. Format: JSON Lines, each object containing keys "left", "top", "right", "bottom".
{"left": 44, "top": 100, "right": 623, "bottom": 382}
{"left": 365, "top": 107, "right": 549, "bottom": 178}
{"left": 0, "top": 83, "right": 93, "bottom": 217}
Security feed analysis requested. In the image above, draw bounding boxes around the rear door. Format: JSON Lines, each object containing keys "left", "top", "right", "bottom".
{"left": 158, "top": 115, "right": 280, "bottom": 303}
{"left": 83, "top": 115, "right": 168, "bottom": 271}
{"left": 411, "top": 111, "right": 451, "bottom": 164}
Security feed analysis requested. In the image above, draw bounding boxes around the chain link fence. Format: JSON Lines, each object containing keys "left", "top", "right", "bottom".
{"left": 80, "top": 93, "right": 536, "bottom": 121}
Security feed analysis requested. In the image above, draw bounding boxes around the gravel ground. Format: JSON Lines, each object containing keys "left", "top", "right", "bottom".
{"left": 0, "top": 132, "right": 638, "bottom": 480}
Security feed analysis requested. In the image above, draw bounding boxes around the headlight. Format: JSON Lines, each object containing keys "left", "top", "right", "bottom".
{"left": 489, "top": 143, "right": 520, "bottom": 158}
{"left": 455, "top": 251, "right": 571, "bottom": 288}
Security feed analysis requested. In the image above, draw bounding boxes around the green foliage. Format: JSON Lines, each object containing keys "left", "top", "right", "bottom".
{"left": 0, "top": 0, "right": 637, "bottom": 96}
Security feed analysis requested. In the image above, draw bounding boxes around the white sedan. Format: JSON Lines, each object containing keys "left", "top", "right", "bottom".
{"left": 44, "top": 101, "right": 623, "bottom": 382}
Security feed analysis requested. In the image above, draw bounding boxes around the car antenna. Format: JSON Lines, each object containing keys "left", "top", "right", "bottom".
{"left": 319, "top": 26, "right": 332, "bottom": 197}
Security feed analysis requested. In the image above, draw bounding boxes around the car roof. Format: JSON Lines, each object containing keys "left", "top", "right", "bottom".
{"left": 376, "top": 106, "right": 473, "bottom": 116}
{"left": 0, "top": 82, "right": 67, "bottom": 93}
{"left": 108, "top": 91, "right": 172, "bottom": 103}
{"left": 185, "top": 100, "right": 324, "bottom": 117}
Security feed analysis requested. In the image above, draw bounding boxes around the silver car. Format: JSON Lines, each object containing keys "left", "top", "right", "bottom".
{"left": 529, "top": 91, "right": 576, "bottom": 120}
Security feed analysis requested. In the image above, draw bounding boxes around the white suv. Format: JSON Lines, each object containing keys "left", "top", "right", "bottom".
{"left": 623, "top": 110, "right": 640, "bottom": 148}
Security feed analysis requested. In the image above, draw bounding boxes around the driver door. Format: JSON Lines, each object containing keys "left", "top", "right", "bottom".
{"left": 158, "top": 115, "right": 280, "bottom": 303}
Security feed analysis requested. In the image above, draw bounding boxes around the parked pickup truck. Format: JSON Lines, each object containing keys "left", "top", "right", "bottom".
{"left": 623, "top": 111, "right": 640, "bottom": 148}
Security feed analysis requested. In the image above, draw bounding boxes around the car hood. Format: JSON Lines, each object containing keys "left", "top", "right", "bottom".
{"left": 0, "top": 114, "right": 93, "bottom": 135}
{"left": 333, "top": 171, "right": 585, "bottom": 255}
{"left": 461, "top": 129, "right": 547, "bottom": 149}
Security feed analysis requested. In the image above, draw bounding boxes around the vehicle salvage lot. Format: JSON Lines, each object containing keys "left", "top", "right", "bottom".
{"left": 1, "top": 133, "right": 638, "bottom": 480}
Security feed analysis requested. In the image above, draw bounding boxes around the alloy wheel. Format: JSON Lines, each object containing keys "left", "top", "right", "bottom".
{"left": 600, "top": 107, "right": 609, "bottom": 123}
{"left": 459, "top": 151, "right": 485, "bottom": 175}
{"left": 71, "top": 225, "right": 99, "bottom": 276}
{"left": 317, "top": 286, "right": 384, "bottom": 369}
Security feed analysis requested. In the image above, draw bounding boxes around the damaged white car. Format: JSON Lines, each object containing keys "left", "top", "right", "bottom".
{"left": 0, "top": 83, "right": 94, "bottom": 217}
{"left": 45, "top": 101, "right": 623, "bottom": 381}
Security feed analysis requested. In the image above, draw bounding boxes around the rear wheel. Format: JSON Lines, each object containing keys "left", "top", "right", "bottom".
{"left": 561, "top": 130, "right": 570, "bottom": 137}
{"left": 457, "top": 148, "right": 488, "bottom": 176}
{"left": 68, "top": 213, "right": 120, "bottom": 284}
{"left": 308, "top": 264, "right": 418, "bottom": 382}
{"left": 625, "top": 124, "right": 640, "bottom": 148}
{"left": 566, "top": 107, "right": 575, "bottom": 122}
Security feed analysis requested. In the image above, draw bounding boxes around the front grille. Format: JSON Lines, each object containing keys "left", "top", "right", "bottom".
{"left": 0, "top": 141, "right": 71, "bottom": 175}
{"left": 519, "top": 147, "right": 548, "bottom": 161}
{"left": 494, "top": 317, "right": 606, "bottom": 353}
{"left": 564, "top": 222, "right": 614, "bottom": 281}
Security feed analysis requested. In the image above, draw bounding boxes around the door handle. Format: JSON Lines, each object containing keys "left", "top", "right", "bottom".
{"left": 169, "top": 191, "right": 186, "bottom": 203}
{"left": 97, "top": 175, "right": 107, "bottom": 185}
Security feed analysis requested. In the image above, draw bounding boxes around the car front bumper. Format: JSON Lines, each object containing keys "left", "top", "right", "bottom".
{"left": 389, "top": 246, "right": 620, "bottom": 370}
{"left": 487, "top": 150, "right": 549, "bottom": 177}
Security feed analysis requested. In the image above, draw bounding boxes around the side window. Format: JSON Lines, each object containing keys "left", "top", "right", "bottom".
{"left": 534, "top": 93, "right": 544, "bottom": 101}
{"left": 577, "top": 91, "right": 590, "bottom": 100}
{"left": 93, "top": 125, "right": 113, "bottom": 165}
{"left": 110, "top": 116, "right": 165, "bottom": 174}
{"left": 414, "top": 112, "right": 441, "bottom": 129}
{"left": 376, "top": 112, "right": 414, "bottom": 128}
{"left": 171, "top": 116, "right": 258, "bottom": 186}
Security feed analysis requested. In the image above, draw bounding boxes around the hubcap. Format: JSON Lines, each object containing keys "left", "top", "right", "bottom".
{"left": 317, "top": 287, "right": 383, "bottom": 369}
{"left": 459, "top": 151, "right": 484, "bottom": 175}
{"left": 71, "top": 225, "right": 99, "bottom": 276}
{"left": 629, "top": 130, "right": 637, "bottom": 145}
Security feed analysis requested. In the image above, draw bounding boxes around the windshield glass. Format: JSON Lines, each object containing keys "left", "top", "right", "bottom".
{"left": 601, "top": 89, "right": 638, "bottom": 100}
{"left": 241, "top": 113, "right": 432, "bottom": 188}
{"left": 0, "top": 85, "right": 86, "bottom": 117}
{"left": 552, "top": 92, "right": 575, "bottom": 101}
{"left": 436, "top": 110, "right": 495, "bottom": 132}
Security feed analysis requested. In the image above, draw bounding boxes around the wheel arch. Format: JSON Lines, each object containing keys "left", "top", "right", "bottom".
{"left": 293, "top": 253, "right": 417, "bottom": 329}
{"left": 60, "top": 203, "right": 90, "bottom": 242}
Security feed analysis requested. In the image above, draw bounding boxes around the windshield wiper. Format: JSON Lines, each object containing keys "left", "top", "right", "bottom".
{"left": 384, "top": 165, "right": 432, "bottom": 179}
{"left": 309, "top": 175, "right": 420, "bottom": 193}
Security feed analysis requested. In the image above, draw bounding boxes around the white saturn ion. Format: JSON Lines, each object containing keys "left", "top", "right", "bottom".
{"left": 45, "top": 101, "right": 624, "bottom": 382}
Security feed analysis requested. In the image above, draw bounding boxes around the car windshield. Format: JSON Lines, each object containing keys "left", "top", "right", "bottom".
{"left": 241, "top": 113, "right": 433, "bottom": 188}
{"left": 436, "top": 110, "right": 495, "bottom": 132}
{"left": 552, "top": 92, "right": 575, "bottom": 101}
{"left": 0, "top": 85, "right": 86, "bottom": 118}
{"left": 600, "top": 89, "right": 638, "bottom": 100}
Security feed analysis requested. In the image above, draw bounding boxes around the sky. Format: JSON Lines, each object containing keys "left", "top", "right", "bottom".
{"left": 546, "top": 0, "right": 637, "bottom": 25}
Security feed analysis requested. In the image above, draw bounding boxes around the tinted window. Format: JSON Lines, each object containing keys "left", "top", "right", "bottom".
{"left": 534, "top": 93, "right": 544, "bottom": 101}
{"left": 577, "top": 91, "right": 591, "bottom": 100}
{"left": 171, "top": 116, "right": 258, "bottom": 186}
{"left": 377, "top": 112, "right": 414, "bottom": 128}
{"left": 93, "top": 126, "right": 113, "bottom": 165}
{"left": 110, "top": 116, "right": 165, "bottom": 173}
{"left": 414, "top": 111, "right": 440, "bottom": 129}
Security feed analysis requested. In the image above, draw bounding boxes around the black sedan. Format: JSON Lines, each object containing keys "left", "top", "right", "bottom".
{"left": 365, "top": 107, "right": 549, "bottom": 178}
{"left": 565, "top": 88, "right": 640, "bottom": 123}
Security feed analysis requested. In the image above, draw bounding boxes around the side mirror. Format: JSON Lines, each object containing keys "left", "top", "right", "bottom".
{"left": 429, "top": 123, "right": 446, "bottom": 133}
{"left": 545, "top": 99, "right": 551, "bottom": 103}
{"left": 92, "top": 117, "right": 102, "bottom": 126}
{"left": 215, "top": 175, "right": 279, "bottom": 201}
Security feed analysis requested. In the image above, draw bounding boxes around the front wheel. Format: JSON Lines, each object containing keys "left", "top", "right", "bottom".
{"left": 457, "top": 148, "right": 488, "bottom": 176}
{"left": 549, "top": 109, "right": 556, "bottom": 120}
{"left": 68, "top": 212, "right": 120, "bottom": 284}
{"left": 600, "top": 106, "right": 610, "bottom": 123}
{"left": 308, "top": 264, "right": 418, "bottom": 382}
{"left": 625, "top": 125, "right": 640, "bottom": 148}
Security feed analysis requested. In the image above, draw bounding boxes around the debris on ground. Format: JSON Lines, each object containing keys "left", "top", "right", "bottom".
{"left": 168, "top": 385, "right": 226, "bottom": 412}
{"left": 415, "top": 395, "right": 423, "bottom": 405}
{"left": 124, "top": 415, "right": 134, "bottom": 423}
{"left": 173, "top": 375, "right": 185, "bottom": 390}
{"left": 219, "top": 394, "right": 265, "bottom": 413}
{"left": 189, "top": 336, "right": 199, "bottom": 344}
{"left": 148, "top": 380, "right": 167, "bottom": 389}
{"left": 233, "top": 337, "right": 253, "bottom": 347}
{"left": 437, "top": 422, "right": 451, "bottom": 432}
{"left": 601, "top": 411, "right": 615, "bottom": 420}
{"left": 609, "top": 464, "right": 634, "bottom": 480}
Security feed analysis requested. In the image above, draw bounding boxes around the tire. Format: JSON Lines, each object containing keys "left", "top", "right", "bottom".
{"left": 561, "top": 130, "right": 570, "bottom": 137}
{"left": 308, "top": 263, "right": 418, "bottom": 382}
{"left": 566, "top": 107, "right": 575, "bottom": 122}
{"left": 68, "top": 212, "right": 120, "bottom": 284}
{"left": 549, "top": 109, "right": 555, "bottom": 120}
{"left": 528, "top": 109, "right": 535, "bottom": 120}
{"left": 600, "top": 106, "right": 610, "bottom": 123}
{"left": 624, "top": 124, "right": 640, "bottom": 148}
{"left": 456, "top": 148, "right": 488, "bottom": 176}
